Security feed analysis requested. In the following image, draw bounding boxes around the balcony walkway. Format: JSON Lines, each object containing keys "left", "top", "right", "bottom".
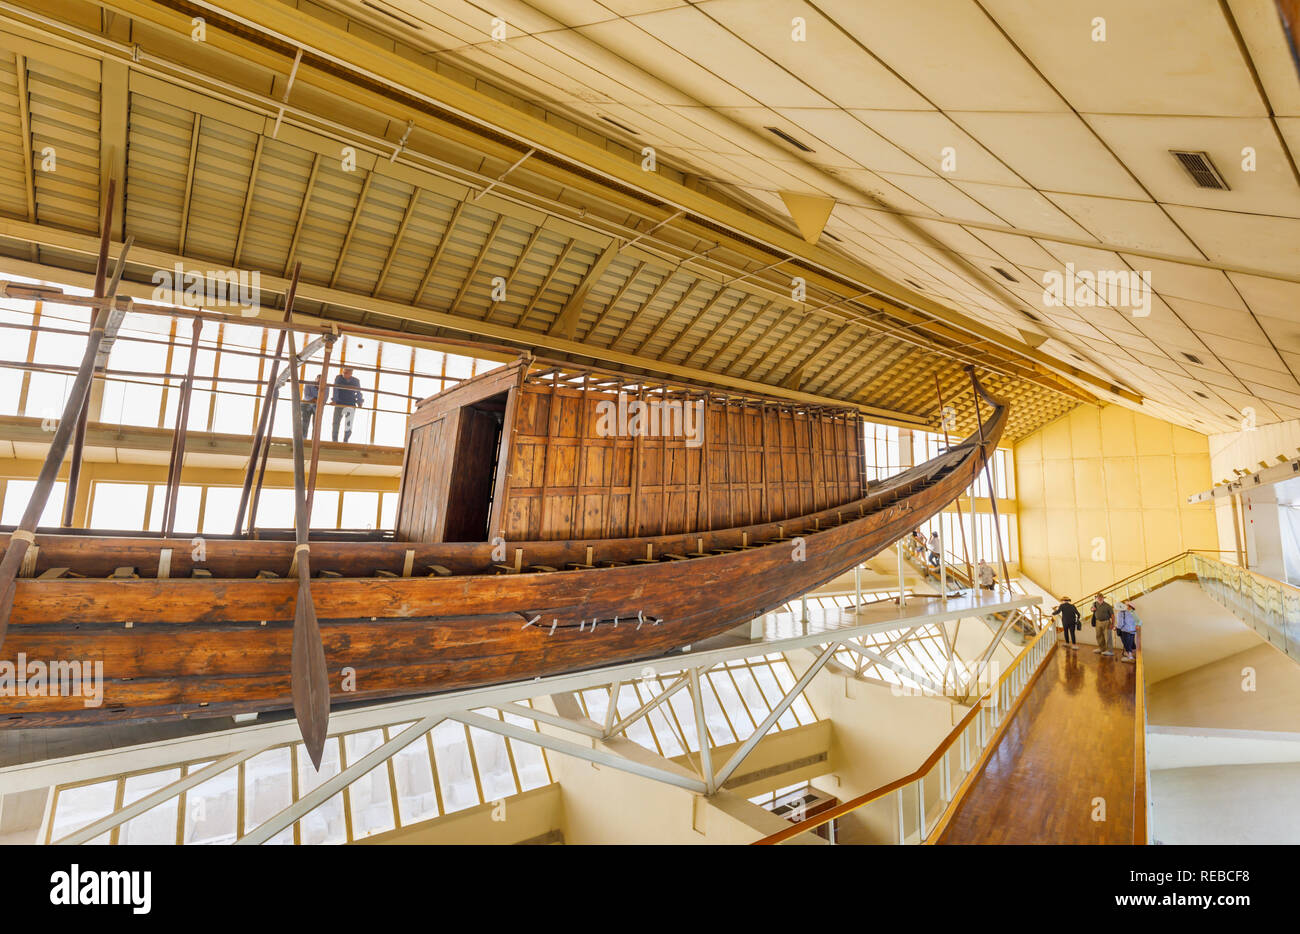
{"left": 938, "top": 635, "right": 1139, "bottom": 844}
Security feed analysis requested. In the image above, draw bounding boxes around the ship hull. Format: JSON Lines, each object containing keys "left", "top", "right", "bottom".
{"left": 0, "top": 407, "right": 1005, "bottom": 727}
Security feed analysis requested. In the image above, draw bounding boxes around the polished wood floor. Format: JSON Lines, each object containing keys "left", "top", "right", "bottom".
{"left": 938, "top": 636, "right": 1137, "bottom": 844}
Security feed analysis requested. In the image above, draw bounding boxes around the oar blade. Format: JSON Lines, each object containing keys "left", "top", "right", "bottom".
{"left": 291, "top": 570, "right": 330, "bottom": 770}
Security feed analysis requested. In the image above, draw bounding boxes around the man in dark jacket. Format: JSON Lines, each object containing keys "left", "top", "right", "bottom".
{"left": 1051, "top": 597, "right": 1081, "bottom": 649}
{"left": 331, "top": 366, "right": 364, "bottom": 443}
{"left": 299, "top": 375, "right": 320, "bottom": 440}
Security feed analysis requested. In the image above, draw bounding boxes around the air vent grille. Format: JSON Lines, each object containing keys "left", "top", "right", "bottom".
{"left": 1170, "top": 150, "right": 1229, "bottom": 190}
{"left": 765, "top": 126, "right": 815, "bottom": 153}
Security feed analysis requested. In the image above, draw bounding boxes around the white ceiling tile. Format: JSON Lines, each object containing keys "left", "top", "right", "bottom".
{"left": 577, "top": 18, "right": 756, "bottom": 106}
{"left": 1043, "top": 193, "right": 1203, "bottom": 260}
{"left": 814, "top": 0, "right": 1068, "bottom": 112}
{"left": 874, "top": 174, "right": 1006, "bottom": 224}
{"left": 984, "top": 0, "right": 1266, "bottom": 116}
{"left": 1085, "top": 114, "right": 1300, "bottom": 218}
{"left": 950, "top": 183, "right": 1095, "bottom": 239}
{"left": 774, "top": 109, "right": 928, "bottom": 175}
{"left": 697, "top": 0, "right": 933, "bottom": 110}
{"left": 1226, "top": 0, "right": 1300, "bottom": 118}
{"left": 625, "top": 6, "right": 831, "bottom": 108}
{"left": 850, "top": 110, "right": 1024, "bottom": 186}
{"left": 953, "top": 112, "right": 1147, "bottom": 199}
{"left": 1164, "top": 206, "right": 1300, "bottom": 274}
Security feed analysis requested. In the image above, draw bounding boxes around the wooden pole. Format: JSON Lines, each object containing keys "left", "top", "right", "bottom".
{"left": 234, "top": 306, "right": 293, "bottom": 535}
{"left": 62, "top": 179, "right": 116, "bottom": 528}
{"left": 967, "top": 366, "right": 1012, "bottom": 592}
{"left": 934, "top": 374, "right": 974, "bottom": 584}
{"left": 162, "top": 316, "right": 203, "bottom": 535}
{"left": 0, "top": 235, "right": 133, "bottom": 648}
{"left": 304, "top": 336, "right": 335, "bottom": 519}
{"left": 282, "top": 264, "right": 330, "bottom": 769}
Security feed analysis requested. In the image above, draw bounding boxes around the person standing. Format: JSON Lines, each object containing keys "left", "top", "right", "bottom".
{"left": 1116, "top": 601, "right": 1139, "bottom": 663}
{"left": 927, "top": 531, "right": 941, "bottom": 568}
{"left": 1052, "top": 597, "right": 1081, "bottom": 648}
{"left": 331, "top": 366, "right": 364, "bottom": 443}
{"left": 977, "top": 558, "right": 996, "bottom": 591}
{"left": 1091, "top": 594, "right": 1115, "bottom": 657}
{"left": 299, "top": 374, "right": 320, "bottom": 440}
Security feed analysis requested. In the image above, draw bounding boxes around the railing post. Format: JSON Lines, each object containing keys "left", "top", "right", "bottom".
{"left": 897, "top": 542, "right": 907, "bottom": 608}
{"left": 917, "top": 779, "right": 927, "bottom": 841}
{"left": 939, "top": 517, "right": 947, "bottom": 599}
{"left": 896, "top": 788, "right": 905, "bottom": 845}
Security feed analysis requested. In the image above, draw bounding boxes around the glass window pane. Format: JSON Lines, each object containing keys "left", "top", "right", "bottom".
{"left": 296, "top": 741, "right": 346, "bottom": 844}
{"left": 89, "top": 482, "right": 148, "bottom": 530}
{"left": 51, "top": 780, "right": 117, "bottom": 841}
{"left": 500, "top": 711, "right": 549, "bottom": 791}
{"left": 431, "top": 721, "right": 479, "bottom": 814}
{"left": 467, "top": 717, "right": 517, "bottom": 802}
{"left": 342, "top": 730, "right": 396, "bottom": 840}
{"left": 183, "top": 767, "right": 238, "bottom": 845}
{"left": 118, "top": 768, "right": 181, "bottom": 845}
{"left": 310, "top": 490, "right": 339, "bottom": 529}
{"left": 3, "top": 479, "right": 66, "bottom": 528}
{"left": 201, "top": 487, "right": 242, "bottom": 534}
{"left": 242, "top": 747, "right": 293, "bottom": 844}
{"left": 340, "top": 491, "right": 378, "bottom": 530}
{"left": 391, "top": 735, "right": 439, "bottom": 825}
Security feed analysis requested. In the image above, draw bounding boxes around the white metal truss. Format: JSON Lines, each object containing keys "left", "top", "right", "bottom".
{"left": 10, "top": 587, "right": 1037, "bottom": 844}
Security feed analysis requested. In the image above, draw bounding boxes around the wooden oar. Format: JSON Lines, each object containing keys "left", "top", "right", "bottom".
{"left": 282, "top": 264, "right": 330, "bottom": 769}
{"left": 0, "top": 235, "right": 134, "bottom": 649}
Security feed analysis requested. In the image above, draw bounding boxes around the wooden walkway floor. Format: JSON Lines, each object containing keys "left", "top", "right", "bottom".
{"left": 938, "top": 638, "right": 1138, "bottom": 844}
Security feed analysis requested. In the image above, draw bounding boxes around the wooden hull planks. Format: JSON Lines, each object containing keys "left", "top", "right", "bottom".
{"left": 0, "top": 401, "right": 1006, "bottom": 728}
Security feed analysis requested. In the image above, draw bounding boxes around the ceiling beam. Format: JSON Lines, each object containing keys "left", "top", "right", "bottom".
{"left": 0, "top": 223, "right": 934, "bottom": 426}
{"left": 85, "top": 0, "right": 1122, "bottom": 405}
{"left": 549, "top": 240, "right": 619, "bottom": 340}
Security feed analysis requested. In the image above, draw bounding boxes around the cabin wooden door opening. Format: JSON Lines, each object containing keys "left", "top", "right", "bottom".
{"left": 443, "top": 392, "right": 506, "bottom": 542}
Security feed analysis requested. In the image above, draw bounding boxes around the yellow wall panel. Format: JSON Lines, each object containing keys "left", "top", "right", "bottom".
{"left": 1042, "top": 417, "right": 1074, "bottom": 459}
{"left": 1108, "top": 510, "right": 1146, "bottom": 564}
{"left": 1103, "top": 457, "right": 1141, "bottom": 509}
{"left": 1017, "top": 460, "right": 1044, "bottom": 503}
{"left": 1099, "top": 405, "right": 1137, "bottom": 456}
{"left": 1134, "top": 412, "right": 1175, "bottom": 456}
{"left": 1137, "top": 455, "right": 1177, "bottom": 505}
{"left": 1068, "top": 406, "right": 1101, "bottom": 454}
{"left": 1045, "top": 508, "right": 1078, "bottom": 558}
{"left": 1173, "top": 453, "right": 1212, "bottom": 501}
{"left": 1071, "top": 457, "right": 1105, "bottom": 506}
{"left": 1173, "top": 425, "right": 1208, "bottom": 455}
{"left": 1043, "top": 460, "right": 1078, "bottom": 509}
{"left": 1014, "top": 404, "right": 1216, "bottom": 598}
{"left": 1141, "top": 508, "right": 1183, "bottom": 559}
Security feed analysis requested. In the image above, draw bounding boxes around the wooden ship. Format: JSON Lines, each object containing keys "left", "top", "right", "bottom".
{"left": 0, "top": 354, "right": 1007, "bottom": 719}
{"left": 0, "top": 202, "right": 1009, "bottom": 765}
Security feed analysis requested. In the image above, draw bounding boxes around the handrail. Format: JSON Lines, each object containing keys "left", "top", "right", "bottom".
{"left": 753, "top": 619, "right": 1058, "bottom": 844}
{"left": 1133, "top": 632, "right": 1149, "bottom": 845}
{"left": 753, "top": 549, "right": 1247, "bottom": 845}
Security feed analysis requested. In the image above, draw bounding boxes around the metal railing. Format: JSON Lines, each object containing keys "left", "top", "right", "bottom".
{"left": 753, "top": 620, "right": 1058, "bottom": 844}
{"left": 754, "top": 548, "right": 1263, "bottom": 845}
{"left": 1191, "top": 553, "right": 1300, "bottom": 663}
